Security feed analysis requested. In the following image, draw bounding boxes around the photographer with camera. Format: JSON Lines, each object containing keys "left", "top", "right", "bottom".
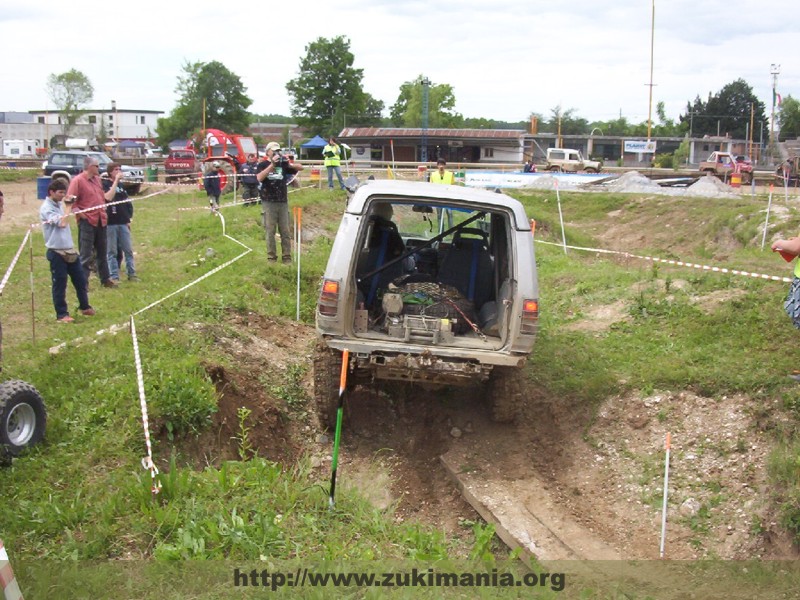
{"left": 256, "top": 142, "right": 303, "bottom": 263}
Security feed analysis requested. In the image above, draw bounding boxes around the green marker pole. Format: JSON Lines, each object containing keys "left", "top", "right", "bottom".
{"left": 329, "top": 349, "right": 349, "bottom": 509}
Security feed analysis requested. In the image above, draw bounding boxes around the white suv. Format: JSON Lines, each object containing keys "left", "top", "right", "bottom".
{"left": 314, "top": 180, "right": 539, "bottom": 425}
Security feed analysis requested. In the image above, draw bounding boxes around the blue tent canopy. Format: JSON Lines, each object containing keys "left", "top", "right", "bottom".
{"left": 301, "top": 135, "right": 327, "bottom": 149}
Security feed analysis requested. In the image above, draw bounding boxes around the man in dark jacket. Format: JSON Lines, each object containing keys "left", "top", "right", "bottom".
{"left": 239, "top": 154, "right": 259, "bottom": 206}
{"left": 256, "top": 142, "right": 303, "bottom": 262}
{"left": 204, "top": 162, "right": 222, "bottom": 211}
{"left": 103, "top": 163, "right": 138, "bottom": 282}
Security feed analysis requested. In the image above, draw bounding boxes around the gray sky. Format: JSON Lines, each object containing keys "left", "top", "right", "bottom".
{"left": 1, "top": 0, "right": 795, "bottom": 126}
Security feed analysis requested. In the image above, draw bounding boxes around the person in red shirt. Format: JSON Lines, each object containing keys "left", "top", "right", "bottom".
{"left": 67, "top": 156, "right": 117, "bottom": 288}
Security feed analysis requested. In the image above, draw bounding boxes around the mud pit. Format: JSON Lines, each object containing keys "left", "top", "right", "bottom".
{"left": 167, "top": 313, "right": 797, "bottom": 562}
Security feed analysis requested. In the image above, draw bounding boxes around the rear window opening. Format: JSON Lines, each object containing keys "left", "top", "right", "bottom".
{"left": 352, "top": 200, "right": 514, "bottom": 346}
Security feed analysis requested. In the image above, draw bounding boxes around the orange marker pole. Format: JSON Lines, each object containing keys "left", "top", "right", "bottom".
{"left": 659, "top": 432, "right": 671, "bottom": 558}
{"left": 530, "top": 218, "right": 536, "bottom": 238}
{"left": 296, "top": 207, "right": 302, "bottom": 321}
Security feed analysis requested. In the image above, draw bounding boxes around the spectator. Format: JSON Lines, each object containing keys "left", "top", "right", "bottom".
{"left": 103, "top": 163, "right": 138, "bottom": 282}
{"left": 323, "top": 136, "right": 346, "bottom": 191}
{"left": 523, "top": 158, "right": 536, "bottom": 173}
{"left": 204, "top": 161, "right": 222, "bottom": 211}
{"left": 67, "top": 155, "right": 117, "bottom": 288}
{"left": 257, "top": 142, "right": 303, "bottom": 263}
{"left": 39, "top": 179, "right": 95, "bottom": 323}
{"left": 771, "top": 235, "right": 800, "bottom": 380}
{"left": 430, "top": 158, "right": 455, "bottom": 184}
{"left": 240, "top": 154, "right": 259, "bottom": 206}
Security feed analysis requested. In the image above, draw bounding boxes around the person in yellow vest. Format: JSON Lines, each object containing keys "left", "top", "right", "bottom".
{"left": 430, "top": 158, "right": 455, "bottom": 185}
{"left": 323, "top": 136, "right": 347, "bottom": 190}
{"left": 772, "top": 235, "right": 800, "bottom": 380}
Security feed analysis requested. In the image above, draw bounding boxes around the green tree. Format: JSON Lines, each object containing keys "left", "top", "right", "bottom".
{"left": 678, "top": 79, "right": 766, "bottom": 139}
{"left": 46, "top": 69, "right": 93, "bottom": 136}
{"left": 778, "top": 95, "right": 800, "bottom": 141}
{"left": 286, "top": 36, "right": 384, "bottom": 135}
{"left": 389, "top": 76, "right": 462, "bottom": 127}
{"left": 539, "top": 106, "right": 588, "bottom": 135}
{"left": 157, "top": 61, "right": 252, "bottom": 146}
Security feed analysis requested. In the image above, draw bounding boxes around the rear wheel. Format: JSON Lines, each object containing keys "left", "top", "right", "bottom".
{"left": 487, "top": 366, "right": 526, "bottom": 423}
{"left": 0, "top": 380, "right": 46, "bottom": 457}
{"left": 548, "top": 166, "right": 561, "bottom": 173}
{"left": 313, "top": 343, "right": 342, "bottom": 430}
{"left": 218, "top": 162, "right": 235, "bottom": 195}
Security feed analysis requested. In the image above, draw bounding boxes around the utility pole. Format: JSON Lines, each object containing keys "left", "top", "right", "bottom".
{"left": 770, "top": 63, "right": 780, "bottom": 155}
{"left": 646, "top": 0, "right": 656, "bottom": 140}
{"left": 420, "top": 77, "right": 430, "bottom": 163}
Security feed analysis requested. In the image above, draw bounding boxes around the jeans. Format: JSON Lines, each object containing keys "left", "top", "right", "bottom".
{"left": 327, "top": 165, "right": 346, "bottom": 190}
{"left": 46, "top": 249, "right": 91, "bottom": 318}
{"left": 77, "top": 219, "right": 110, "bottom": 283}
{"left": 107, "top": 224, "right": 135, "bottom": 280}
{"left": 261, "top": 200, "right": 291, "bottom": 260}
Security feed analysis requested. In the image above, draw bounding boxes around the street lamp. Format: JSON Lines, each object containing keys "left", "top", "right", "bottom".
{"left": 420, "top": 77, "right": 430, "bottom": 163}
{"left": 770, "top": 63, "right": 781, "bottom": 152}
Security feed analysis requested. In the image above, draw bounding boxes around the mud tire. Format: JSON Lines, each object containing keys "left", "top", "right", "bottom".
{"left": 218, "top": 162, "right": 235, "bottom": 195}
{"left": 487, "top": 366, "right": 525, "bottom": 423}
{"left": 0, "top": 380, "right": 46, "bottom": 457}
{"left": 313, "top": 343, "right": 341, "bottom": 430}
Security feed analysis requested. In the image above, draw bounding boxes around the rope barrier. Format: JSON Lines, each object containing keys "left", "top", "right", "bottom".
{"left": 0, "top": 227, "right": 31, "bottom": 296}
{"left": 130, "top": 315, "right": 161, "bottom": 498}
{"left": 535, "top": 239, "right": 793, "bottom": 283}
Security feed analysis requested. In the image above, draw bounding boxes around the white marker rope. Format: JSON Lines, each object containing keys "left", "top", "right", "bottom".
{"left": 129, "top": 315, "right": 161, "bottom": 497}
{"left": 535, "top": 239, "right": 793, "bottom": 283}
{"left": 0, "top": 227, "right": 32, "bottom": 296}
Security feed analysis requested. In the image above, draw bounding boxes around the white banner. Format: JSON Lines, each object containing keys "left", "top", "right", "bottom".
{"left": 624, "top": 140, "right": 657, "bottom": 153}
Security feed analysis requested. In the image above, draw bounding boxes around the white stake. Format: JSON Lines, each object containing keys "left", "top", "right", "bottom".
{"left": 555, "top": 179, "right": 567, "bottom": 254}
{"left": 761, "top": 184, "right": 775, "bottom": 251}
{"left": 295, "top": 207, "right": 302, "bottom": 321}
{"left": 659, "top": 431, "right": 671, "bottom": 558}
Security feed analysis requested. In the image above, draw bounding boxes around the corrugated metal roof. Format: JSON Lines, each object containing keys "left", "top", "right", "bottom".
{"left": 339, "top": 127, "right": 525, "bottom": 140}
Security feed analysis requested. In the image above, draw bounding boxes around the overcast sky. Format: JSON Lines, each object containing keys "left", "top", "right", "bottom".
{"left": 1, "top": 0, "right": 795, "bottom": 127}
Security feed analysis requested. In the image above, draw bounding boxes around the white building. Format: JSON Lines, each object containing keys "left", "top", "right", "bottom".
{"left": 27, "top": 107, "right": 164, "bottom": 142}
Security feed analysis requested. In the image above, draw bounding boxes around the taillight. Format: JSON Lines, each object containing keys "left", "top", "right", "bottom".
{"left": 521, "top": 298, "right": 539, "bottom": 335}
{"left": 318, "top": 279, "right": 340, "bottom": 316}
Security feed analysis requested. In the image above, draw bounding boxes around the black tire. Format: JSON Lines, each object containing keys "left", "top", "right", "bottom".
{"left": 487, "top": 366, "right": 526, "bottom": 423}
{"left": 548, "top": 166, "right": 561, "bottom": 173}
{"left": 741, "top": 172, "right": 752, "bottom": 185}
{"left": 313, "top": 343, "right": 342, "bottom": 430}
{"left": 218, "top": 162, "right": 235, "bottom": 195}
{"left": 584, "top": 167, "right": 598, "bottom": 174}
{"left": 0, "top": 380, "right": 46, "bottom": 457}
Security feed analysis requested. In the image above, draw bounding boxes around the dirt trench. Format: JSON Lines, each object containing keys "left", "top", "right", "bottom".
{"left": 168, "top": 313, "right": 798, "bottom": 561}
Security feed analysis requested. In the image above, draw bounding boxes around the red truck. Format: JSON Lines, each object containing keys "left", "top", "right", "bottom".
{"left": 164, "top": 149, "right": 200, "bottom": 183}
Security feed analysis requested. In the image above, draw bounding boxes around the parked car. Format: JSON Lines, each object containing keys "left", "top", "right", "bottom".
{"left": 314, "top": 180, "right": 539, "bottom": 425}
{"left": 164, "top": 149, "right": 200, "bottom": 183}
{"left": 545, "top": 148, "right": 602, "bottom": 173}
{"left": 43, "top": 150, "right": 144, "bottom": 195}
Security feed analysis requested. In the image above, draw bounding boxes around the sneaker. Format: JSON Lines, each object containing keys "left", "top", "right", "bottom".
{"left": 102, "top": 279, "right": 119, "bottom": 288}
{"left": 128, "top": 275, "right": 140, "bottom": 282}
{"left": 80, "top": 307, "right": 96, "bottom": 316}
{"left": 57, "top": 315, "right": 75, "bottom": 323}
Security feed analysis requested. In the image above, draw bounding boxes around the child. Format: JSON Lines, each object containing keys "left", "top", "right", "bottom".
{"left": 203, "top": 161, "right": 222, "bottom": 211}
{"left": 39, "top": 179, "right": 95, "bottom": 323}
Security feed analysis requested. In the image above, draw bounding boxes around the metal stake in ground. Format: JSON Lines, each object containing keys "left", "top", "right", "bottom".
{"left": 555, "top": 179, "right": 567, "bottom": 254}
{"left": 659, "top": 431, "right": 671, "bottom": 558}
{"left": 761, "top": 184, "right": 775, "bottom": 251}
{"left": 328, "top": 348, "right": 350, "bottom": 509}
{"left": 296, "top": 206, "right": 302, "bottom": 321}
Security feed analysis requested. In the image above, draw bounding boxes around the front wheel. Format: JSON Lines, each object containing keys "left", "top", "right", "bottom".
{"left": 548, "top": 166, "right": 561, "bottom": 173}
{"left": 0, "top": 380, "right": 47, "bottom": 457}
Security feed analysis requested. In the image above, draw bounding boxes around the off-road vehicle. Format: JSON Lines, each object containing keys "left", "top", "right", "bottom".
{"left": 314, "top": 180, "right": 539, "bottom": 425}
{"left": 43, "top": 150, "right": 144, "bottom": 195}
{"left": 545, "top": 148, "right": 602, "bottom": 173}
{"left": 699, "top": 151, "right": 753, "bottom": 184}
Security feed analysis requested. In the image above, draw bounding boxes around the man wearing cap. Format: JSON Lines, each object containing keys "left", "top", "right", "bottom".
{"left": 257, "top": 142, "right": 303, "bottom": 263}
{"left": 430, "top": 158, "right": 455, "bottom": 185}
{"left": 67, "top": 155, "right": 117, "bottom": 288}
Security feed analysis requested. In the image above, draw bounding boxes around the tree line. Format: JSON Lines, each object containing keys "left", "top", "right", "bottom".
{"left": 46, "top": 36, "right": 799, "bottom": 149}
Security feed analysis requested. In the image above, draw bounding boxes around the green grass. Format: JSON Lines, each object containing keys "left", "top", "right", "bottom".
{"left": 1, "top": 182, "right": 800, "bottom": 596}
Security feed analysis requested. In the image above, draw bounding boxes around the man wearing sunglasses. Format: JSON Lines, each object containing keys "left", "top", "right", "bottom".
{"left": 67, "top": 156, "right": 117, "bottom": 288}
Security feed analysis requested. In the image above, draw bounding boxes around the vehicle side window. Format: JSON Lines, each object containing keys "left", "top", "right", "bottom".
{"left": 50, "top": 154, "right": 70, "bottom": 166}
